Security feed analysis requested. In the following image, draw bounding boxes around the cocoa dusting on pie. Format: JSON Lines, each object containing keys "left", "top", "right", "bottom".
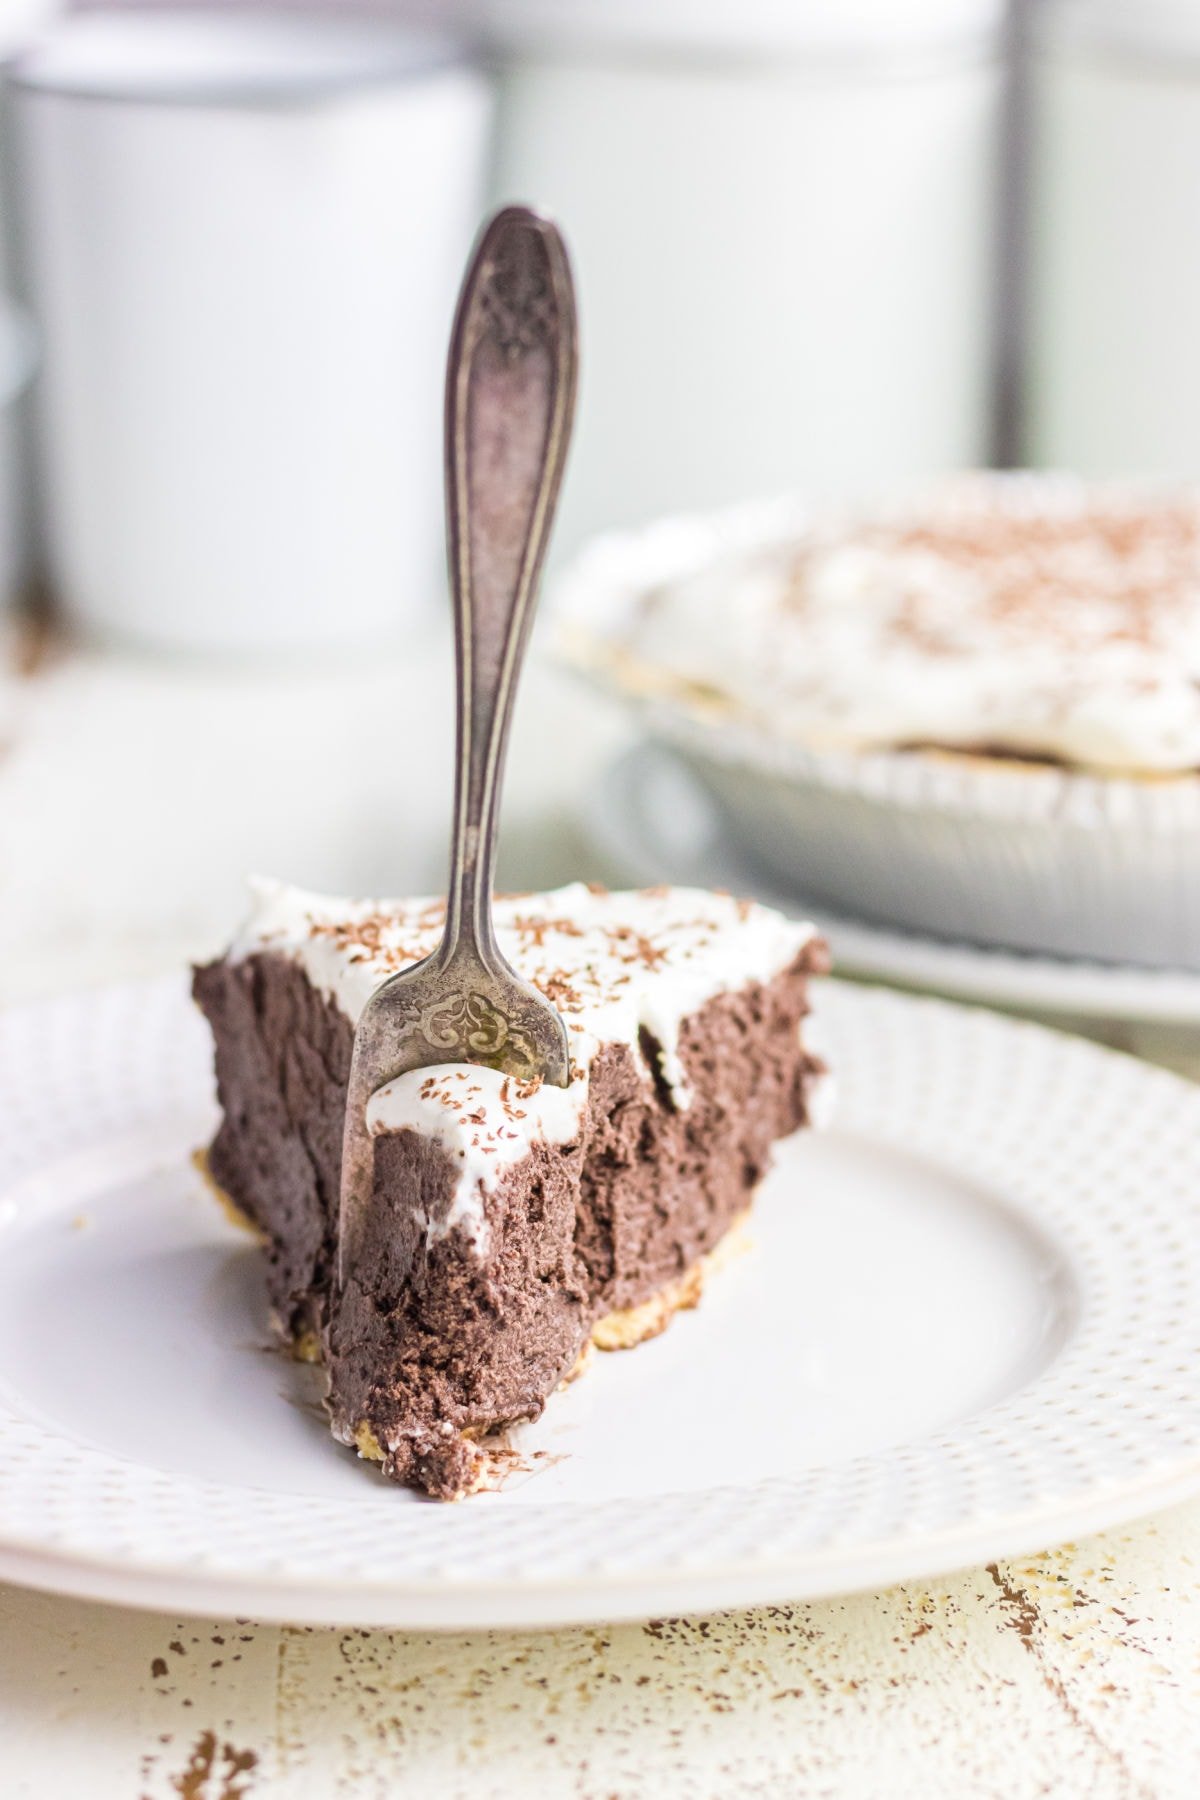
{"left": 308, "top": 913, "right": 427, "bottom": 970}
{"left": 786, "top": 497, "right": 1200, "bottom": 657}
{"left": 534, "top": 970, "right": 585, "bottom": 1012}
{"left": 511, "top": 913, "right": 585, "bottom": 946}
{"left": 602, "top": 924, "right": 670, "bottom": 970}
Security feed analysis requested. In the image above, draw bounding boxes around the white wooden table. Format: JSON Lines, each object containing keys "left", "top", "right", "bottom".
{"left": 3, "top": 629, "right": 1198, "bottom": 1799}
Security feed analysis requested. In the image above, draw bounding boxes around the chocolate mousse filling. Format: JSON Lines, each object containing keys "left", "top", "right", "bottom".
{"left": 193, "top": 885, "right": 828, "bottom": 1500}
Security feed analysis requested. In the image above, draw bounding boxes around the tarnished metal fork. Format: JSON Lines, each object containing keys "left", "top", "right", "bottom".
{"left": 337, "top": 206, "right": 577, "bottom": 1282}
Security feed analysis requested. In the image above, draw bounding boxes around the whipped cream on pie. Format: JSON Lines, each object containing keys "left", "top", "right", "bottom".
{"left": 610, "top": 477, "right": 1200, "bottom": 776}
{"left": 235, "top": 879, "right": 823, "bottom": 1248}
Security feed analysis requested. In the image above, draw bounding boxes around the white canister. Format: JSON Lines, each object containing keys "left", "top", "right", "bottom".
{"left": 0, "top": 302, "right": 36, "bottom": 611}
{"left": 448, "top": 0, "right": 1006, "bottom": 555}
{"left": 0, "top": 2, "right": 60, "bottom": 612}
{"left": 1027, "top": 2, "right": 1200, "bottom": 476}
{"left": 11, "top": 11, "right": 491, "bottom": 654}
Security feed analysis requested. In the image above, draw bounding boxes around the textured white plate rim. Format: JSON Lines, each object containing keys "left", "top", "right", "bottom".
{"left": 588, "top": 741, "right": 1200, "bottom": 1026}
{"left": 5, "top": 1463, "right": 1200, "bottom": 1630}
{"left": 3, "top": 974, "right": 1200, "bottom": 1630}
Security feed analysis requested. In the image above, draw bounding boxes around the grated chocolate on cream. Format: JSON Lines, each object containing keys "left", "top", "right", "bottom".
{"left": 613, "top": 475, "right": 1200, "bottom": 775}
{"left": 233, "top": 879, "right": 823, "bottom": 1253}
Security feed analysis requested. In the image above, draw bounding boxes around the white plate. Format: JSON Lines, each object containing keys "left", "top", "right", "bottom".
{"left": 588, "top": 742, "right": 1200, "bottom": 1029}
{"left": 2, "top": 975, "right": 1200, "bottom": 1629}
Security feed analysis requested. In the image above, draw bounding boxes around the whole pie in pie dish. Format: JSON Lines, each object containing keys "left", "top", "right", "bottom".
{"left": 557, "top": 474, "right": 1200, "bottom": 967}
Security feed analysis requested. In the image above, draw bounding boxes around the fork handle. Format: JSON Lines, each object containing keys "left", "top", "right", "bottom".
{"left": 441, "top": 207, "right": 578, "bottom": 968}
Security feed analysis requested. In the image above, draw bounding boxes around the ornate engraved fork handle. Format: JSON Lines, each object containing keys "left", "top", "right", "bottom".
{"left": 335, "top": 210, "right": 576, "bottom": 1286}
{"left": 440, "top": 207, "right": 578, "bottom": 973}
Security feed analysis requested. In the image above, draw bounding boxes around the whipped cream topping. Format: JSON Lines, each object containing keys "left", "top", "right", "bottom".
{"left": 608, "top": 476, "right": 1200, "bottom": 776}
{"left": 233, "top": 879, "right": 822, "bottom": 1252}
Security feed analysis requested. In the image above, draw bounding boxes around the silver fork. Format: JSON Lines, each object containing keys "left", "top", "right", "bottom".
{"left": 337, "top": 205, "right": 577, "bottom": 1282}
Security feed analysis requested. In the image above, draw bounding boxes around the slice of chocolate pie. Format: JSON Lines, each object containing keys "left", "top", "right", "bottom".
{"left": 194, "top": 879, "right": 829, "bottom": 1500}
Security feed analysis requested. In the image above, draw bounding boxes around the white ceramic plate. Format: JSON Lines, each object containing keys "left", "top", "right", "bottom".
{"left": 588, "top": 742, "right": 1200, "bottom": 1030}
{"left": 2, "top": 975, "right": 1200, "bottom": 1629}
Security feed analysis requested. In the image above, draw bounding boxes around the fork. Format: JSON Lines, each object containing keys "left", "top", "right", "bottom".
{"left": 337, "top": 205, "right": 577, "bottom": 1281}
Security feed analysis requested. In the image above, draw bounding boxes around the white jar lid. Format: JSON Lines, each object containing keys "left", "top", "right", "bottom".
{"left": 1038, "top": 1, "right": 1200, "bottom": 63}
{"left": 10, "top": 10, "right": 471, "bottom": 104}
{"left": 450, "top": 0, "right": 1005, "bottom": 62}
